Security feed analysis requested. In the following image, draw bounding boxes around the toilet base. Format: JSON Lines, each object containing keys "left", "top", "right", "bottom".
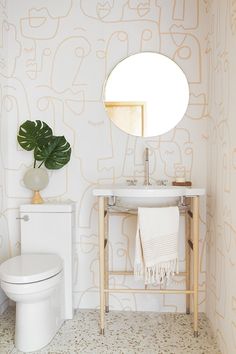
{"left": 14, "top": 278, "right": 64, "bottom": 352}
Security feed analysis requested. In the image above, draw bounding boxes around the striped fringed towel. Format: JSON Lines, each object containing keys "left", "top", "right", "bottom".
{"left": 134, "top": 206, "right": 179, "bottom": 285}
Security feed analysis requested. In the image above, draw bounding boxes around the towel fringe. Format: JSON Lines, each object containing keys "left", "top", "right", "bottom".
{"left": 134, "top": 258, "right": 178, "bottom": 285}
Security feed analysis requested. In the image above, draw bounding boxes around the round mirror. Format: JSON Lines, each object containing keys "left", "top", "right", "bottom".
{"left": 103, "top": 52, "right": 189, "bottom": 137}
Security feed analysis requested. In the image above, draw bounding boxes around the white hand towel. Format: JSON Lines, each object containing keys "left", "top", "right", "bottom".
{"left": 134, "top": 206, "right": 179, "bottom": 285}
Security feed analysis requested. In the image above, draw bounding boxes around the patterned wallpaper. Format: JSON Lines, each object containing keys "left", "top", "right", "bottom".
{"left": 0, "top": 3, "right": 9, "bottom": 313}
{"left": 0, "top": 1, "right": 208, "bottom": 313}
{"left": 206, "top": 1, "right": 236, "bottom": 353}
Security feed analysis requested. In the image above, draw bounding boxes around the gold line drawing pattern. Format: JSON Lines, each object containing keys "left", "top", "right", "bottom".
{"left": 206, "top": 1, "right": 236, "bottom": 353}
{"left": 0, "top": 0, "right": 211, "bottom": 329}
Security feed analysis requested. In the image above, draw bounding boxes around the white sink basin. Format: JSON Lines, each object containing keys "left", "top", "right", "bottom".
{"left": 93, "top": 184, "right": 205, "bottom": 198}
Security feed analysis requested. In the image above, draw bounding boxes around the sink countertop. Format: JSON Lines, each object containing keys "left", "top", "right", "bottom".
{"left": 93, "top": 184, "right": 205, "bottom": 198}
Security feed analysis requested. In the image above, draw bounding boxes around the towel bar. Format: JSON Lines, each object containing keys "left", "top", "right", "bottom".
{"left": 107, "top": 204, "right": 189, "bottom": 216}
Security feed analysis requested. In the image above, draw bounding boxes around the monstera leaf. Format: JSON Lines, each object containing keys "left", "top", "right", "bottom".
{"left": 17, "top": 120, "right": 71, "bottom": 170}
{"left": 34, "top": 136, "right": 71, "bottom": 170}
{"left": 17, "top": 120, "right": 53, "bottom": 151}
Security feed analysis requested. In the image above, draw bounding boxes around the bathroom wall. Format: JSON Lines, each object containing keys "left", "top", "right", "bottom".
{"left": 1, "top": 1, "right": 208, "bottom": 312}
{"left": 0, "top": 79, "right": 8, "bottom": 314}
{"left": 0, "top": 3, "right": 10, "bottom": 314}
{"left": 206, "top": 1, "right": 236, "bottom": 353}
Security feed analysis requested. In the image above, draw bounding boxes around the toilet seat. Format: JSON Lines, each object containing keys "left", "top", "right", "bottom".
{"left": 0, "top": 254, "right": 63, "bottom": 284}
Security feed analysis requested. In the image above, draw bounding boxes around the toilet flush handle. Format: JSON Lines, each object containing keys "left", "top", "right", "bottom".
{"left": 16, "top": 215, "right": 29, "bottom": 222}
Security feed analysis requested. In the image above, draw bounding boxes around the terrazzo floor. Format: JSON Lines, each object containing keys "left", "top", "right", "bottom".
{"left": 0, "top": 307, "right": 221, "bottom": 354}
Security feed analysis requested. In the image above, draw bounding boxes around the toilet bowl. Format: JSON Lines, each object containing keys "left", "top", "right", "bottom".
{"left": 0, "top": 254, "right": 64, "bottom": 352}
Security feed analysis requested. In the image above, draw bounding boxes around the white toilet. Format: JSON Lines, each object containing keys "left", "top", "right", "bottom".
{"left": 0, "top": 203, "right": 75, "bottom": 352}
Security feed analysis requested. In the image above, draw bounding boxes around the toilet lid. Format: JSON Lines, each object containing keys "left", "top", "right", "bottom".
{"left": 0, "top": 254, "right": 63, "bottom": 284}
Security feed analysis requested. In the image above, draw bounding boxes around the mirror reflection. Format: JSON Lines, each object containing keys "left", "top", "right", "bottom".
{"left": 104, "top": 52, "right": 189, "bottom": 137}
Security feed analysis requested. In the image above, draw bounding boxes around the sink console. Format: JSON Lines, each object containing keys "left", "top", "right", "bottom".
{"left": 93, "top": 184, "right": 205, "bottom": 198}
{"left": 93, "top": 184, "right": 205, "bottom": 337}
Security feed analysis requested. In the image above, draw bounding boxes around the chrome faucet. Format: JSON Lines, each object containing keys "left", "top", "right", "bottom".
{"left": 144, "top": 147, "right": 151, "bottom": 186}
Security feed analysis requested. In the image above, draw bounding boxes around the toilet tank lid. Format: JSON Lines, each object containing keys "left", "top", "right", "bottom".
{"left": 20, "top": 203, "right": 75, "bottom": 213}
{"left": 0, "top": 254, "right": 63, "bottom": 284}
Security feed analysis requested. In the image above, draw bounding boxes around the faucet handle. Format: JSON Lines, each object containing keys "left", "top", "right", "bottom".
{"left": 156, "top": 179, "right": 169, "bottom": 186}
{"left": 126, "top": 179, "right": 138, "bottom": 186}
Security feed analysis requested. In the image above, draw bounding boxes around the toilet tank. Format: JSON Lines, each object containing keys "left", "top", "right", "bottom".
{"left": 19, "top": 203, "right": 75, "bottom": 319}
